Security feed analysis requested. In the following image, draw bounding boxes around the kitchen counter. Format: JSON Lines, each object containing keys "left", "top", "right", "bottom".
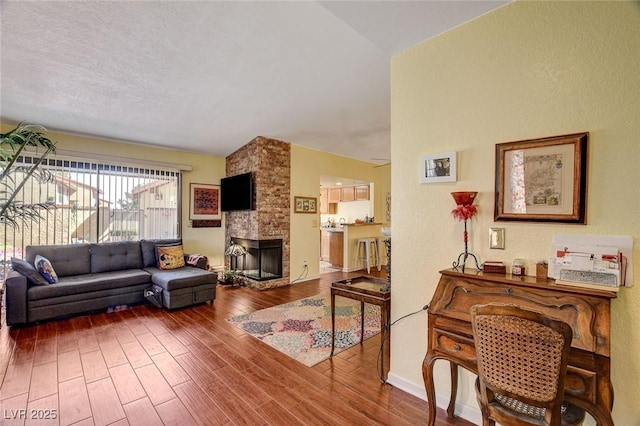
{"left": 320, "top": 227, "right": 344, "bottom": 232}
{"left": 321, "top": 222, "right": 382, "bottom": 232}
{"left": 321, "top": 223, "right": 387, "bottom": 272}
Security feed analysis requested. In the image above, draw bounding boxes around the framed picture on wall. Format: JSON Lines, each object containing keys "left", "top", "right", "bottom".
{"left": 494, "top": 132, "right": 588, "bottom": 223}
{"left": 294, "top": 196, "right": 317, "bottom": 213}
{"left": 189, "top": 183, "right": 221, "bottom": 220}
{"left": 420, "top": 151, "right": 457, "bottom": 183}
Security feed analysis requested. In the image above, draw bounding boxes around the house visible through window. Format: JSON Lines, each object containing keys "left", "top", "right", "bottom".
{"left": 1, "top": 154, "right": 181, "bottom": 277}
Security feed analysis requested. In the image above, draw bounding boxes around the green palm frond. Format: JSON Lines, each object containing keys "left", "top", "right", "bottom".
{"left": 1, "top": 123, "right": 57, "bottom": 226}
{"left": 0, "top": 203, "right": 53, "bottom": 227}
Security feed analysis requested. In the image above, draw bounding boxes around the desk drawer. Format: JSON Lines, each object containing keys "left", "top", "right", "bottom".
{"left": 566, "top": 365, "right": 597, "bottom": 403}
{"left": 434, "top": 329, "right": 476, "bottom": 363}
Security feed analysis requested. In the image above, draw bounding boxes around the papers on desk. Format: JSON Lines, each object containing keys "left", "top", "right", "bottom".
{"left": 549, "top": 234, "right": 633, "bottom": 291}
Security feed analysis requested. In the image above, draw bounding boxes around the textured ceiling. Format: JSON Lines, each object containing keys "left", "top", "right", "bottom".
{"left": 0, "top": 1, "right": 508, "bottom": 164}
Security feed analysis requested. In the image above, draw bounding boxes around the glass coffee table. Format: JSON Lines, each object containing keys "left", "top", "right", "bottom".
{"left": 330, "top": 275, "right": 391, "bottom": 379}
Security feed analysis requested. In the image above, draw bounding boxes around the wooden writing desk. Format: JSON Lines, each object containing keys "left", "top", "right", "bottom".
{"left": 423, "top": 268, "right": 616, "bottom": 426}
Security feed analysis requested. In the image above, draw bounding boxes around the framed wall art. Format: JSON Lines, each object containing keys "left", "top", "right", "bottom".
{"left": 189, "top": 183, "right": 221, "bottom": 220}
{"left": 494, "top": 132, "right": 588, "bottom": 224}
{"left": 420, "top": 151, "right": 457, "bottom": 183}
{"left": 294, "top": 196, "right": 317, "bottom": 214}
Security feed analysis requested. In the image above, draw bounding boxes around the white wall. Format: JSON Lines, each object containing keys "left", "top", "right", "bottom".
{"left": 320, "top": 199, "right": 373, "bottom": 226}
{"left": 390, "top": 2, "right": 640, "bottom": 425}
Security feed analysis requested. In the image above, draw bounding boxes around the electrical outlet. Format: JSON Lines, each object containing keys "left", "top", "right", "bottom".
{"left": 302, "top": 260, "right": 308, "bottom": 268}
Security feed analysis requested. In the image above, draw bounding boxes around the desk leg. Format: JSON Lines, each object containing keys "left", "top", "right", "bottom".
{"left": 565, "top": 395, "right": 614, "bottom": 426}
{"left": 447, "top": 361, "right": 458, "bottom": 418}
{"left": 330, "top": 291, "right": 336, "bottom": 357}
{"left": 381, "top": 300, "right": 390, "bottom": 381}
{"left": 422, "top": 353, "right": 438, "bottom": 426}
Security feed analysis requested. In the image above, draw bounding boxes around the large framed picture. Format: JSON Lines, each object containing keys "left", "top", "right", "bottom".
{"left": 494, "top": 132, "right": 588, "bottom": 224}
{"left": 420, "top": 151, "right": 456, "bottom": 183}
{"left": 189, "top": 183, "right": 221, "bottom": 220}
{"left": 294, "top": 196, "right": 317, "bottom": 214}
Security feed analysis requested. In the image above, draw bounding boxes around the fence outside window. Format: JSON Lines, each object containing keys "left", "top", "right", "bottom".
{"left": 1, "top": 154, "right": 181, "bottom": 280}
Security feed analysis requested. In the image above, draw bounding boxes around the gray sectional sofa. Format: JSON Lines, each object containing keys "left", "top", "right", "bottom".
{"left": 5, "top": 239, "right": 217, "bottom": 326}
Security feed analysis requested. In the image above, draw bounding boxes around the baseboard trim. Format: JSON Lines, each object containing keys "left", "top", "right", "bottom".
{"left": 385, "top": 372, "right": 482, "bottom": 425}
{"left": 290, "top": 274, "right": 320, "bottom": 284}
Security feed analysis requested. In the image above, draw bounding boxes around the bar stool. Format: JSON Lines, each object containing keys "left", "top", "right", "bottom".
{"left": 355, "top": 238, "right": 381, "bottom": 273}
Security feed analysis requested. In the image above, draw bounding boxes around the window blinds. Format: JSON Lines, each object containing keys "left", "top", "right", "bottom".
{"left": 0, "top": 154, "right": 181, "bottom": 273}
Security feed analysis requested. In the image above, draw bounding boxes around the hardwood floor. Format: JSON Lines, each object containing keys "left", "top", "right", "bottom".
{"left": 0, "top": 269, "right": 474, "bottom": 426}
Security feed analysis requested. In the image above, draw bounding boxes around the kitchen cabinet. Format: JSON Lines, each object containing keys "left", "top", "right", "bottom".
{"left": 329, "top": 232, "right": 344, "bottom": 268}
{"left": 355, "top": 185, "right": 370, "bottom": 200}
{"left": 320, "top": 188, "right": 328, "bottom": 209}
{"left": 328, "top": 187, "right": 342, "bottom": 203}
{"left": 325, "top": 184, "right": 369, "bottom": 203}
{"left": 320, "top": 185, "right": 370, "bottom": 202}
{"left": 340, "top": 186, "right": 355, "bottom": 202}
{"left": 320, "top": 230, "right": 330, "bottom": 261}
{"left": 320, "top": 189, "right": 336, "bottom": 214}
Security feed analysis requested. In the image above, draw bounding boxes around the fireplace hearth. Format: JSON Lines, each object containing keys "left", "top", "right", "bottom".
{"left": 229, "top": 238, "right": 283, "bottom": 281}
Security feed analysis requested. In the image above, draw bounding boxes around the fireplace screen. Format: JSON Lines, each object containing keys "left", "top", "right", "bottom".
{"left": 229, "top": 238, "right": 283, "bottom": 281}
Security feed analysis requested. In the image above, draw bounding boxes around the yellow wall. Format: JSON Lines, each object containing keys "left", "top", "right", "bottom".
{"left": 1, "top": 124, "right": 391, "bottom": 280}
{"left": 290, "top": 145, "right": 391, "bottom": 280}
{"left": 390, "top": 1, "right": 640, "bottom": 425}
{"left": 0, "top": 127, "right": 228, "bottom": 264}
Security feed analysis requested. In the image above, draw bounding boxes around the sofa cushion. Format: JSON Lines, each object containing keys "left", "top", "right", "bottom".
{"left": 145, "top": 266, "right": 217, "bottom": 291}
{"left": 11, "top": 257, "right": 49, "bottom": 286}
{"left": 140, "top": 239, "right": 182, "bottom": 268}
{"left": 26, "top": 244, "right": 91, "bottom": 277}
{"left": 27, "top": 269, "right": 151, "bottom": 301}
{"left": 34, "top": 255, "right": 59, "bottom": 284}
{"left": 156, "top": 244, "right": 186, "bottom": 270}
{"left": 90, "top": 241, "right": 143, "bottom": 273}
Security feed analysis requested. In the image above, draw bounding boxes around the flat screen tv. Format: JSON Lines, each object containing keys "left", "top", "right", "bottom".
{"left": 221, "top": 172, "right": 254, "bottom": 211}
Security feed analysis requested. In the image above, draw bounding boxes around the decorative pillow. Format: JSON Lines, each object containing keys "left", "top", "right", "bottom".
{"left": 141, "top": 239, "right": 182, "bottom": 267}
{"left": 11, "top": 257, "right": 49, "bottom": 286}
{"left": 156, "top": 244, "right": 185, "bottom": 270}
{"left": 34, "top": 254, "right": 59, "bottom": 284}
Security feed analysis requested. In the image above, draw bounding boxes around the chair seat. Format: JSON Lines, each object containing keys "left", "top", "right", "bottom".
{"left": 492, "top": 391, "right": 585, "bottom": 425}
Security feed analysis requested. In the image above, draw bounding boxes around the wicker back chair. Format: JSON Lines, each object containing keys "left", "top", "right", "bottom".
{"left": 470, "top": 304, "right": 585, "bottom": 426}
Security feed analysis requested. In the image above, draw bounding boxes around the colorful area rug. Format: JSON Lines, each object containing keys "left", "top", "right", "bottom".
{"left": 227, "top": 293, "right": 381, "bottom": 367}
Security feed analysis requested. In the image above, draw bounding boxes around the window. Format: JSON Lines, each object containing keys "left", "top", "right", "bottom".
{"left": 1, "top": 154, "right": 181, "bottom": 277}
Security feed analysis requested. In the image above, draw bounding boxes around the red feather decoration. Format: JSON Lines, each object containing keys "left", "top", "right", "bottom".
{"left": 451, "top": 204, "right": 478, "bottom": 221}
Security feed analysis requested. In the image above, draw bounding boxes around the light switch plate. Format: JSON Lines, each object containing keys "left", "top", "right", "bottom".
{"left": 489, "top": 228, "right": 505, "bottom": 249}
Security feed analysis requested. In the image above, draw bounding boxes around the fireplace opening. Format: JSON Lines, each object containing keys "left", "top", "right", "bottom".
{"left": 229, "top": 238, "right": 283, "bottom": 281}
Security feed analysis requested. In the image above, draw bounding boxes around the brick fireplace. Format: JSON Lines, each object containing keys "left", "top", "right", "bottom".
{"left": 225, "top": 136, "right": 290, "bottom": 289}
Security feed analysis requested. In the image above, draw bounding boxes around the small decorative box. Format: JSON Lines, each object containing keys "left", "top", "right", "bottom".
{"left": 482, "top": 261, "right": 506, "bottom": 274}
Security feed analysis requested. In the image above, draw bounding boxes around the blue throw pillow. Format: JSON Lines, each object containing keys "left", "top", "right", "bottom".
{"left": 34, "top": 255, "right": 59, "bottom": 284}
{"left": 11, "top": 257, "right": 49, "bottom": 286}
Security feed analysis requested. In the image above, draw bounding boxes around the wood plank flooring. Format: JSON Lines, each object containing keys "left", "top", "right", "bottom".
{"left": 0, "top": 269, "right": 474, "bottom": 426}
